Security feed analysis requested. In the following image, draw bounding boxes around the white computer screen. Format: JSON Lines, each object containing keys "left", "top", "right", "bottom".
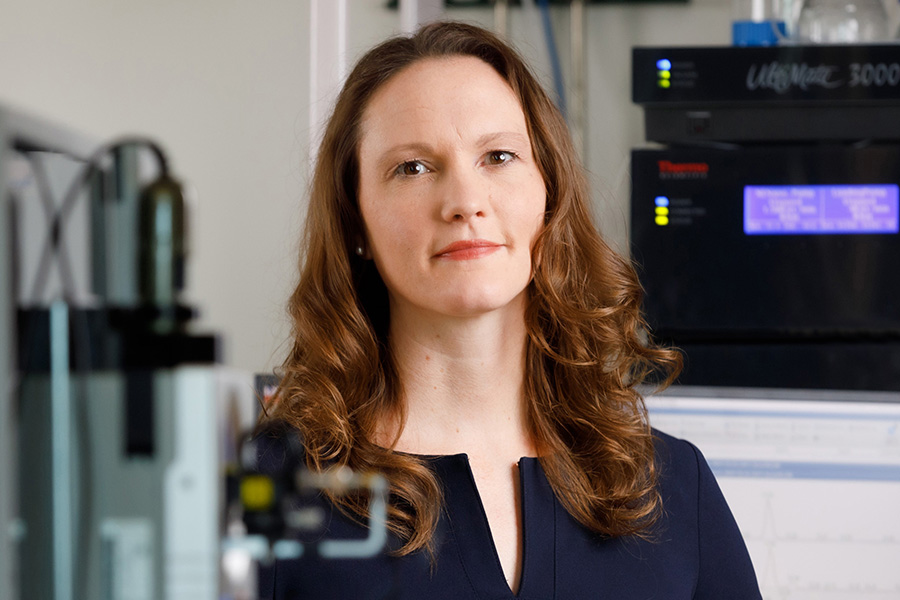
{"left": 646, "top": 387, "right": 900, "bottom": 600}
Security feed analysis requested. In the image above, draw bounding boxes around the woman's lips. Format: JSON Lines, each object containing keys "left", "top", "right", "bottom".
{"left": 433, "top": 239, "right": 503, "bottom": 261}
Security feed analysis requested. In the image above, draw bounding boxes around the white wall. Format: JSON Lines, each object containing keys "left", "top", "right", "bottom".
{"left": 1, "top": 1, "right": 313, "bottom": 372}
{"left": 0, "top": 0, "right": 735, "bottom": 373}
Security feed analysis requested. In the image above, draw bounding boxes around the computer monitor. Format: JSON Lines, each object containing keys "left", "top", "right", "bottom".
{"left": 646, "top": 387, "right": 900, "bottom": 599}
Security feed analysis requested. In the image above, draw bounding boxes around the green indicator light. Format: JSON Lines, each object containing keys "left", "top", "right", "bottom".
{"left": 658, "top": 79, "right": 671, "bottom": 89}
{"left": 658, "top": 70, "right": 671, "bottom": 80}
{"left": 655, "top": 215, "right": 669, "bottom": 226}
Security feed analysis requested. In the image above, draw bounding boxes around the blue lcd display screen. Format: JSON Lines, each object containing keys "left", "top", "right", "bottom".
{"left": 744, "top": 184, "right": 900, "bottom": 235}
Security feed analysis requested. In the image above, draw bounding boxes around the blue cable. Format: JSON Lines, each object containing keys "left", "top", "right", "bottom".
{"left": 537, "top": 0, "right": 568, "bottom": 120}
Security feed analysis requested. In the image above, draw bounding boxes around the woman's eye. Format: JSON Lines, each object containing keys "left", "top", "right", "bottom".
{"left": 485, "top": 150, "right": 516, "bottom": 165}
{"left": 395, "top": 160, "right": 429, "bottom": 177}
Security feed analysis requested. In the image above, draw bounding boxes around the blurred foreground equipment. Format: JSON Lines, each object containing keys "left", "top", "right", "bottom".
{"left": 0, "top": 104, "right": 387, "bottom": 600}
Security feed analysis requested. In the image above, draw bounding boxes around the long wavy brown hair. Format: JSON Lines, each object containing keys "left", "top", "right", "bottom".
{"left": 271, "top": 21, "right": 682, "bottom": 555}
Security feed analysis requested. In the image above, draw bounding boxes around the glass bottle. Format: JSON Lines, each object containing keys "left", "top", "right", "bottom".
{"left": 796, "top": 0, "right": 890, "bottom": 42}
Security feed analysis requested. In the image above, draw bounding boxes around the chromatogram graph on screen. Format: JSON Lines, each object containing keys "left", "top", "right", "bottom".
{"left": 648, "top": 390, "right": 900, "bottom": 600}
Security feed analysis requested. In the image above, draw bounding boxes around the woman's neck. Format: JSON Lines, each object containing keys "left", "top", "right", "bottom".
{"left": 381, "top": 296, "right": 536, "bottom": 459}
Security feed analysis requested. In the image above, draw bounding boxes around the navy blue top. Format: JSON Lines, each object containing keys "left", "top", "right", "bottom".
{"left": 270, "top": 430, "right": 761, "bottom": 599}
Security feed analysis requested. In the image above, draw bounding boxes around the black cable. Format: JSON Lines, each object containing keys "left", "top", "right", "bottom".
{"left": 29, "top": 136, "right": 169, "bottom": 304}
{"left": 26, "top": 153, "right": 79, "bottom": 303}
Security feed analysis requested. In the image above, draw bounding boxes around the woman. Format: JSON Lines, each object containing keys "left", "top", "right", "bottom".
{"left": 268, "top": 21, "right": 760, "bottom": 599}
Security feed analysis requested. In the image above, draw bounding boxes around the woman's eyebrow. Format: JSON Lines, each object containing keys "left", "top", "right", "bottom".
{"left": 475, "top": 131, "right": 529, "bottom": 147}
{"left": 375, "top": 142, "right": 435, "bottom": 167}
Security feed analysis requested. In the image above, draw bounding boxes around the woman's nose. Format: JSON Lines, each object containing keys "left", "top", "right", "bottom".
{"left": 439, "top": 168, "right": 488, "bottom": 222}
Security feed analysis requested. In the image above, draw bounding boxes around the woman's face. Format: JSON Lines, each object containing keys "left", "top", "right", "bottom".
{"left": 357, "top": 56, "right": 547, "bottom": 321}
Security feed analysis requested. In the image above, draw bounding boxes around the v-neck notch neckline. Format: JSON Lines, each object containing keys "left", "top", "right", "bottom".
{"left": 428, "top": 453, "right": 556, "bottom": 600}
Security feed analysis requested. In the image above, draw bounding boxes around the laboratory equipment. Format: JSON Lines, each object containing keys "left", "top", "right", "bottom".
{"left": 633, "top": 44, "right": 900, "bottom": 143}
{"left": 631, "top": 45, "right": 900, "bottom": 391}
{"left": 732, "top": 0, "right": 789, "bottom": 45}
{"left": 647, "top": 387, "right": 900, "bottom": 599}
{"left": 0, "top": 103, "right": 387, "bottom": 600}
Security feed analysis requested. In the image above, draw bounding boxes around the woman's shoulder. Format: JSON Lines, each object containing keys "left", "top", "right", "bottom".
{"left": 652, "top": 427, "right": 711, "bottom": 487}
{"left": 650, "top": 427, "right": 724, "bottom": 518}
{"left": 650, "top": 427, "right": 762, "bottom": 599}
{"left": 652, "top": 426, "right": 700, "bottom": 459}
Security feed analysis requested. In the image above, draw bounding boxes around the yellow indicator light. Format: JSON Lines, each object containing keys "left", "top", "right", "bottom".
{"left": 240, "top": 475, "right": 275, "bottom": 511}
{"left": 658, "top": 70, "right": 671, "bottom": 80}
{"left": 655, "top": 206, "right": 669, "bottom": 216}
{"left": 655, "top": 215, "right": 669, "bottom": 226}
{"left": 658, "top": 79, "right": 671, "bottom": 89}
